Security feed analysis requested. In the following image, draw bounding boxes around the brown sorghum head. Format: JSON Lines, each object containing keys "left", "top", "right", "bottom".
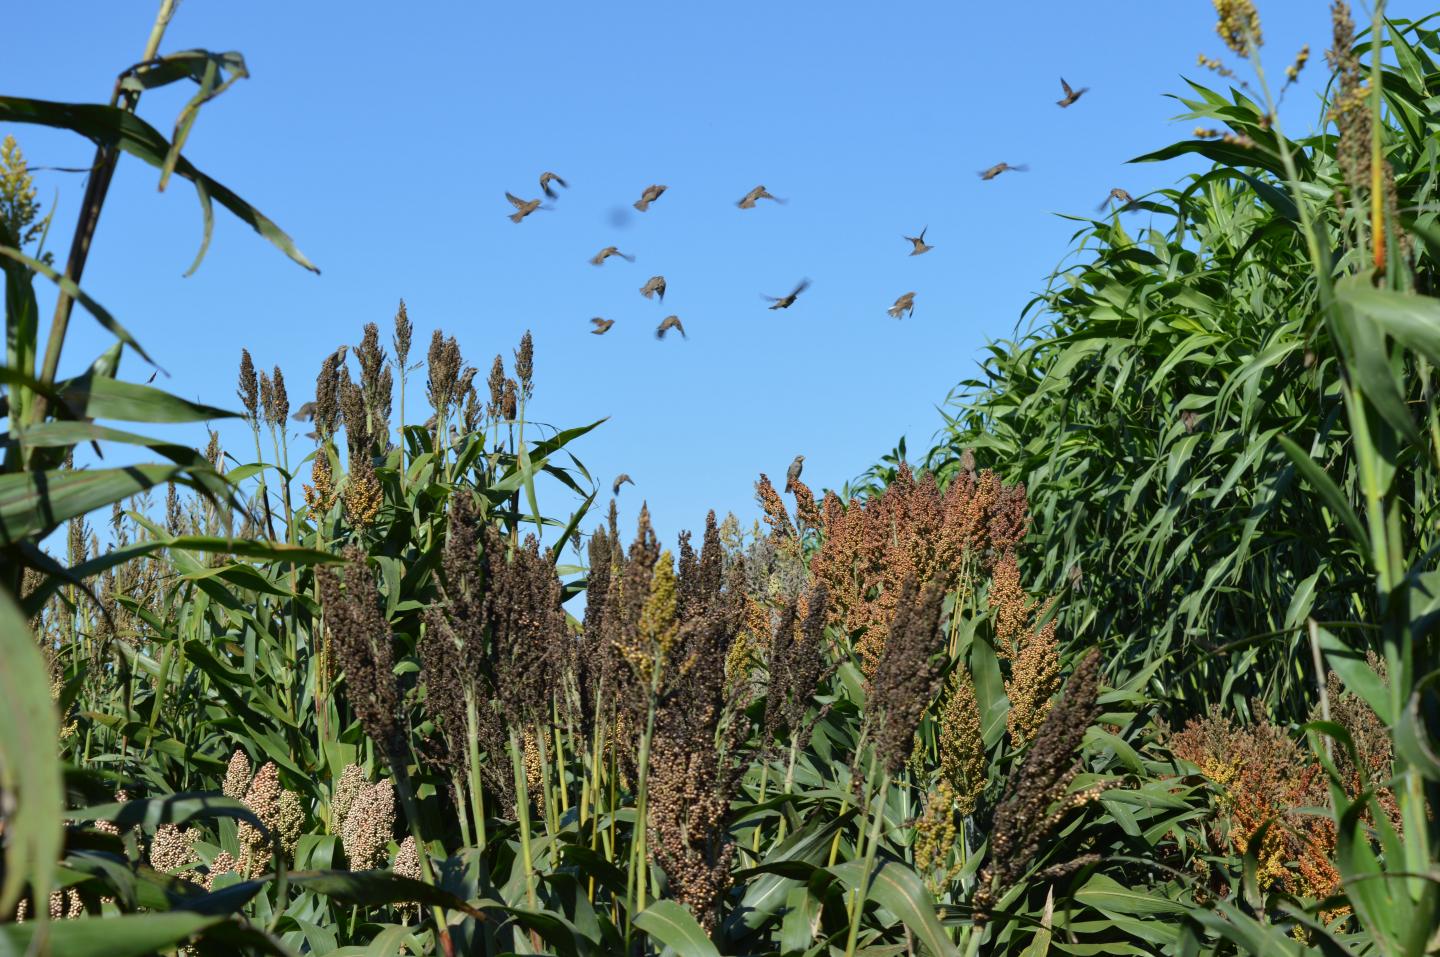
{"left": 427, "top": 330, "right": 462, "bottom": 418}
{"left": 487, "top": 355, "right": 505, "bottom": 419}
{"left": 222, "top": 748, "right": 252, "bottom": 800}
{"left": 330, "top": 764, "right": 366, "bottom": 832}
{"left": 341, "top": 779, "right": 395, "bottom": 871}
{"left": 515, "top": 330, "right": 534, "bottom": 400}
{"left": 1006, "top": 615, "right": 1061, "bottom": 748}
{"left": 238, "top": 349, "right": 259, "bottom": 421}
{"left": 501, "top": 378, "right": 518, "bottom": 420}
{"left": 938, "top": 667, "right": 986, "bottom": 816}
{"left": 314, "top": 348, "right": 344, "bottom": 440}
{"left": 304, "top": 450, "right": 339, "bottom": 517}
{"left": 393, "top": 299, "right": 413, "bottom": 368}
{"left": 869, "top": 578, "right": 947, "bottom": 775}
{"left": 755, "top": 473, "right": 795, "bottom": 539}
{"left": 149, "top": 823, "right": 200, "bottom": 878}
{"left": 342, "top": 456, "right": 384, "bottom": 529}
{"left": 318, "top": 549, "right": 405, "bottom": 765}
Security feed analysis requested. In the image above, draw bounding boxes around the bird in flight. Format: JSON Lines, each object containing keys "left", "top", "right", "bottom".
{"left": 292, "top": 401, "right": 315, "bottom": 422}
{"left": 639, "top": 276, "right": 667, "bottom": 301}
{"left": 785, "top": 454, "right": 805, "bottom": 492}
{"left": 904, "top": 227, "right": 933, "bottom": 256}
{"left": 505, "top": 191, "right": 543, "bottom": 222}
{"left": 979, "top": 163, "right": 1027, "bottom": 181}
{"left": 1056, "top": 78, "right": 1089, "bottom": 108}
{"left": 888, "top": 291, "right": 916, "bottom": 319}
{"left": 737, "top": 185, "right": 784, "bottom": 209}
{"left": 590, "top": 317, "right": 615, "bottom": 335}
{"left": 613, "top": 473, "right": 634, "bottom": 495}
{"left": 590, "top": 246, "right": 636, "bottom": 266}
{"left": 763, "top": 278, "right": 811, "bottom": 310}
{"left": 539, "top": 171, "right": 568, "bottom": 199}
{"left": 1098, "top": 187, "right": 1136, "bottom": 212}
{"left": 634, "top": 184, "right": 668, "bottom": 211}
{"left": 656, "top": 315, "right": 686, "bottom": 339}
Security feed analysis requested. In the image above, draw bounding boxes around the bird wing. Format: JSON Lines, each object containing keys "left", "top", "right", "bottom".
{"left": 1060, "top": 77, "right": 1073, "bottom": 97}
{"left": 618, "top": 251, "right": 636, "bottom": 262}
{"left": 791, "top": 278, "right": 811, "bottom": 297}
{"left": 505, "top": 191, "right": 525, "bottom": 208}
{"left": 918, "top": 226, "right": 927, "bottom": 241}
{"left": 590, "top": 317, "right": 606, "bottom": 328}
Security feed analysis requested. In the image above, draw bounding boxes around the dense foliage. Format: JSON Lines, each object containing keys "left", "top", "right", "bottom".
{"left": 2, "top": 2, "right": 1439, "bottom": 956}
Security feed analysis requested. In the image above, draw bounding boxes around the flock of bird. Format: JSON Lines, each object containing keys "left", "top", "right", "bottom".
{"left": 500, "top": 78, "right": 1123, "bottom": 342}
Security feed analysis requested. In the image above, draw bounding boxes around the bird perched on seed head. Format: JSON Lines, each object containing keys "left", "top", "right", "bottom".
{"left": 888, "top": 291, "right": 916, "bottom": 319}
{"left": 539, "top": 171, "right": 568, "bottom": 199}
{"left": 763, "top": 278, "right": 811, "bottom": 310}
{"left": 737, "top": 185, "right": 785, "bottom": 209}
{"left": 959, "top": 447, "right": 976, "bottom": 480}
{"left": 979, "top": 163, "right": 1027, "bottom": 181}
{"left": 590, "top": 246, "right": 636, "bottom": 266}
{"left": 1056, "top": 77, "right": 1089, "bottom": 108}
{"left": 590, "top": 317, "right": 614, "bottom": 335}
{"left": 904, "top": 226, "right": 933, "bottom": 256}
{"left": 634, "top": 184, "right": 667, "bottom": 211}
{"left": 656, "top": 315, "right": 686, "bottom": 340}
{"left": 613, "top": 473, "right": 634, "bottom": 495}
{"left": 785, "top": 454, "right": 804, "bottom": 492}
{"left": 1098, "top": 188, "right": 1136, "bottom": 212}
{"left": 505, "top": 191, "right": 543, "bottom": 223}
{"left": 292, "top": 401, "right": 316, "bottom": 422}
{"left": 639, "top": 276, "right": 667, "bottom": 301}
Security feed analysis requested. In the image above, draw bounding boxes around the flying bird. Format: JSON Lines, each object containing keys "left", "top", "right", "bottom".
{"left": 1098, "top": 187, "right": 1136, "bottom": 212}
{"left": 785, "top": 454, "right": 805, "bottom": 492}
{"left": 763, "top": 278, "right": 811, "bottom": 310}
{"left": 292, "top": 401, "right": 316, "bottom": 422}
{"left": 737, "top": 185, "right": 784, "bottom": 209}
{"left": 904, "top": 226, "right": 933, "bottom": 256}
{"left": 539, "top": 171, "right": 568, "bottom": 199}
{"left": 979, "top": 163, "right": 1027, "bottom": 181}
{"left": 590, "top": 246, "right": 636, "bottom": 266}
{"left": 505, "top": 191, "right": 542, "bottom": 223}
{"left": 888, "top": 291, "right": 916, "bottom": 319}
{"left": 639, "top": 276, "right": 667, "bottom": 301}
{"left": 1056, "top": 77, "right": 1089, "bottom": 108}
{"left": 634, "top": 184, "right": 667, "bottom": 211}
{"left": 613, "top": 473, "right": 634, "bottom": 495}
{"left": 656, "top": 315, "right": 686, "bottom": 340}
{"left": 590, "top": 317, "right": 615, "bottom": 335}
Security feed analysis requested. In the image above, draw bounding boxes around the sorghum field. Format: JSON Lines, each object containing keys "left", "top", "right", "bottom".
{"left": 4, "top": 1, "right": 1440, "bottom": 955}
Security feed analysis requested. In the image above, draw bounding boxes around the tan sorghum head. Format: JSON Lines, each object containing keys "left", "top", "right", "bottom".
{"left": 341, "top": 779, "right": 396, "bottom": 871}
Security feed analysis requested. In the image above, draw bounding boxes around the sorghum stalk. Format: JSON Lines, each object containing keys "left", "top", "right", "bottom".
{"left": 625, "top": 650, "right": 663, "bottom": 947}
{"left": 509, "top": 728, "right": 540, "bottom": 912}
{"left": 465, "top": 692, "right": 487, "bottom": 851}
{"left": 844, "top": 766, "right": 892, "bottom": 957}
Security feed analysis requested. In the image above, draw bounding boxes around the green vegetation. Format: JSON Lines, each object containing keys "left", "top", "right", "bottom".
{"left": 3, "top": 1, "right": 1440, "bottom": 955}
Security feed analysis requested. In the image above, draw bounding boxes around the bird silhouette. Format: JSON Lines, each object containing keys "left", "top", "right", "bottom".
{"left": 590, "top": 246, "right": 636, "bottom": 266}
{"left": 904, "top": 227, "right": 933, "bottom": 256}
{"left": 539, "top": 171, "right": 568, "bottom": 199}
{"left": 737, "top": 185, "right": 784, "bottom": 209}
{"left": 590, "top": 317, "right": 615, "bottom": 335}
{"left": 1098, "top": 187, "right": 1136, "bottom": 212}
{"left": 763, "top": 278, "right": 811, "bottom": 310}
{"left": 639, "top": 276, "right": 667, "bottom": 301}
{"left": 888, "top": 291, "right": 916, "bottom": 319}
{"left": 613, "top": 473, "right": 634, "bottom": 495}
{"left": 634, "top": 185, "right": 667, "bottom": 211}
{"left": 979, "top": 163, "right": 1028, "bottom": 181}
{"left": 1057, "top": 77, "right": 1089, "bottom": 108}
{"left": 656, "top": 315, "right": 686, "bottom": 339}
{"left": 505, "top": 191, "right": 542, "bottom": 222}
{"left": 785, "top": 454, "right": 805, "bottom": 492}
{"left": 292, "top": 401, "right": 316, "bottom": 422}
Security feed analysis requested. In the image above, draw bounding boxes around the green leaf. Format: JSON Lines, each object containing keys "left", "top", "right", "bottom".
{"left": 0, "top": 463, "right": 190, "bottom": 544}
{"left": 828, "top": 859, "right": 958, "bottom": 957}
{"left": 0, "top": 912, "right": 226, "bottom": 956}
{"left": 0, "top": 245, "right": 157, "bottom": 366}
{"left": 633, "top": 900, "right": 721, "bottom": 957}
{"left": 0, "top": 589, "right": 63, "bottom": 921}
{"left": 1276, "top": 436, "right": 1370, "bottom": 554}
{"left": 57, "top": 372, "right": 235, "bottom": 423}
{"left": 1074, "top": 872, "right": 1188, "bottom": 916}
{"left": 0, "top": 96, "right": 317, "bottom": 274}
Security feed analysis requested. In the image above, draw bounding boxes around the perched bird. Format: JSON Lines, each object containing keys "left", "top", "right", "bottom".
{"left": 590, "top": 317, "right": 615, "bottom": 335}
{"left": 737, "top": 185, "right": 784, "bottom": 209}
{"left": 785, "top": 454, "right": 805, "bottom": 492}
{"left": 539, "top": 171, "right": 568, "bottom": 199}
{"left": 959, "top": 447, "right": 976, "bottom": 480}
{"left": 904, "top": 226, "right": 933, "bottom": 256}
{"left": 590, "top": 246, "right": 636, "bottom": 266}
{"left": 979, "top": 163, "right": 1028, "bottom": 181}
{"left": 1098, "top": 187, "right": 1136, "bottom": 212}
{"left": 656, "top": 315, "right": 686, "bottom": 340}
{"left": 763, "top": 278, "right": 811, "bottom": 310}
{"left": 634, "top": 184, "right": 667, "bottom": 211}
{"left": 639, "top": 275, "right": 667, "bottom": 301}
{"left": 888, "top": 291, "right": 916, "bottom": 319}
{"left": 613, "top": 473, "right": 634, "bottom": 495}
{"left": 292, "top": 401, "right": 316, "bottom": 422}
{"left": 1056, "top": 77, "right": 1089, "bottom": 108}
{"left": 505, "top": 191, "right": 542, "bottom": 223}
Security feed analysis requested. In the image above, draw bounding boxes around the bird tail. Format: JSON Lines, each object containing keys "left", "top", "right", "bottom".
{"left": 634, "top": 199, "right": 649, "bottom": 211}
{"left": 509, "top": 211, "right": 525, "bottom": 223}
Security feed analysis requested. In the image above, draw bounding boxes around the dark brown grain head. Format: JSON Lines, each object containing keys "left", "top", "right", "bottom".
{"left": 392, "top": 299, "right": 413, "bottom": 368}
{"left": 515, "top": 331, "right": 534, "bottom": 400}
{"left": 869, "top": 577, "right": 948, "bottom": 774}
{"left": 237, "top": 349, "right": 259, "bottom": 421}
{"left": 318, "top": 548, "right": 405, "bottom": 765}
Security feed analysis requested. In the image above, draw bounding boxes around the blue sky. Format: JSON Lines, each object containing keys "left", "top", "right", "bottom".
{"left": 5, "top": 1, "right": 1418, "bottom": 558}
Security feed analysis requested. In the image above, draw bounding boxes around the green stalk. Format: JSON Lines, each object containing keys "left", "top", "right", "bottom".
{"left": 625, "top": 655, "right": 663, "bottom": 947}
{"left": 844, "top": 768, "right": 891, "bottom": 957}
{"left": 508, "top": 728, "right": 540, "bottom": 912}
